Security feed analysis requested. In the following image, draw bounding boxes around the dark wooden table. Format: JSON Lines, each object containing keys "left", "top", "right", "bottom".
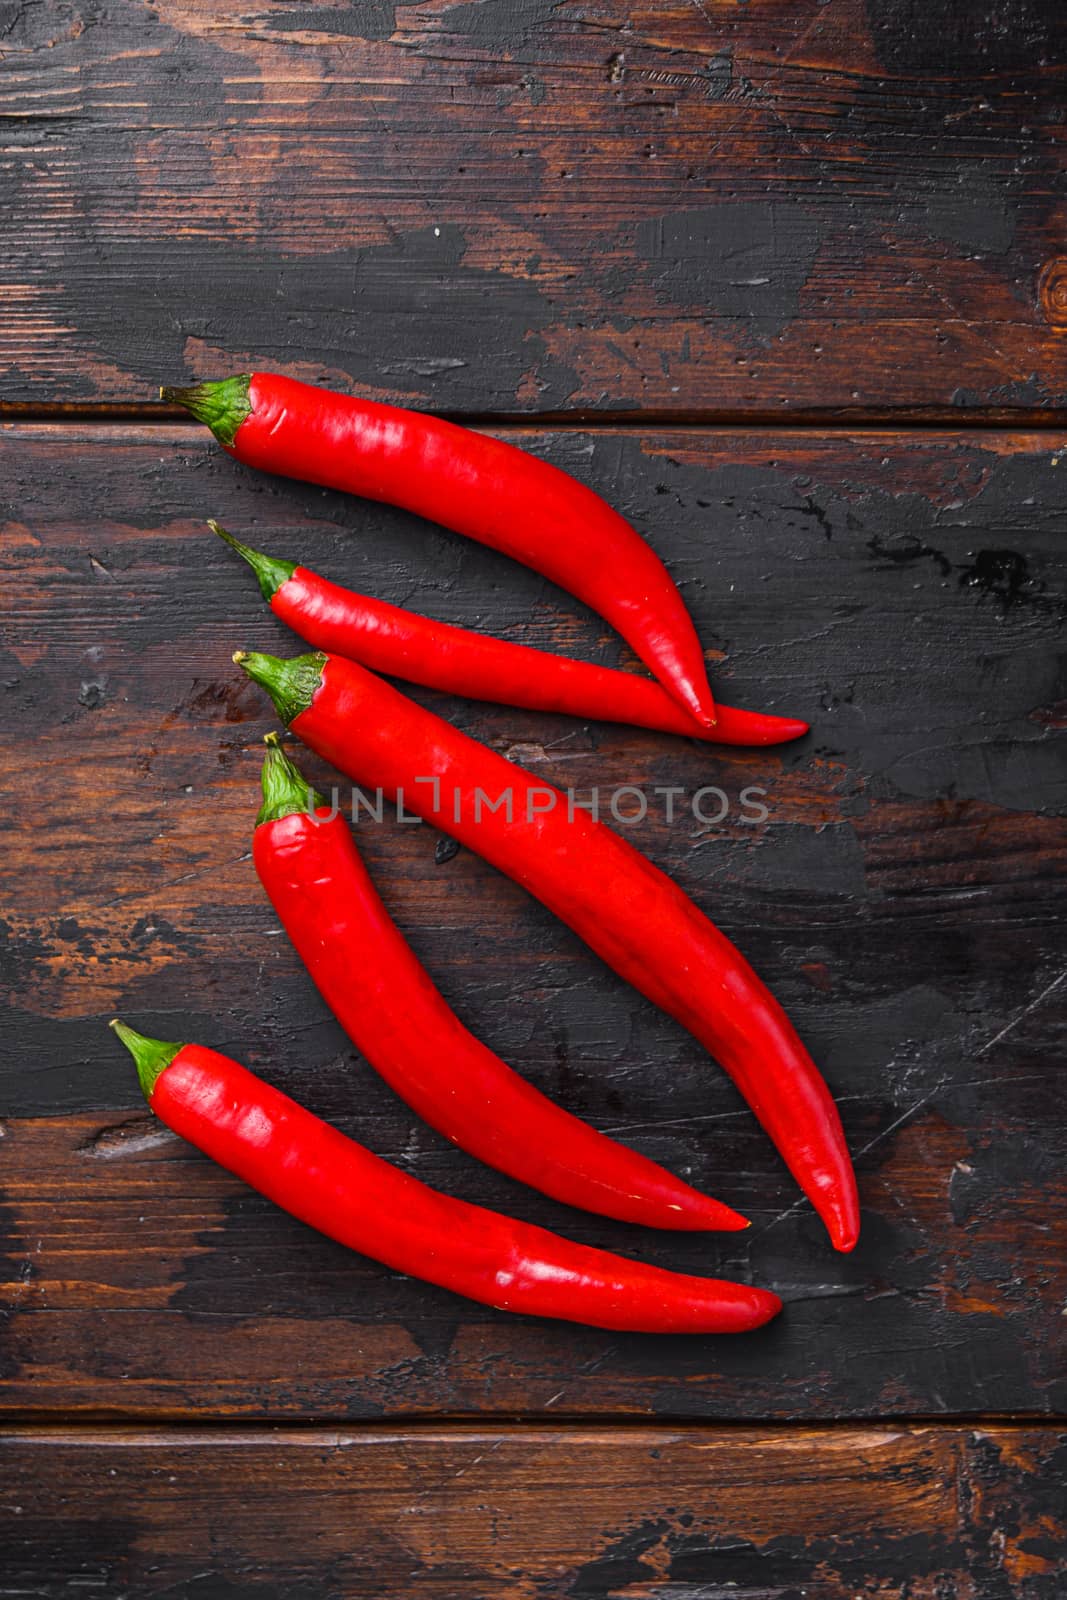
{"left": 2, "top": 3, "right": 1065, "bottom": 1594}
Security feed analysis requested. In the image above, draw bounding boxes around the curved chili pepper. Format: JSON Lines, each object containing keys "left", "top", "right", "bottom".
{"left": 163, "top": 373, "right": 718, "bottom": 727}
{"left": 213, "top": 522, "right": 807, "bottom": 749}
{"left": 253, "top": 734, "right": 747, "bottom": 1232}
{"left": 110, "top": 1021, "right": 781, "bottom": 1333}
{"left": 235, "top": 648, "right": 860, "bottom": 1253}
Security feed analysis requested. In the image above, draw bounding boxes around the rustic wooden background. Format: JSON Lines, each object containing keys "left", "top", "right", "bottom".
{"left": 1, "top": 1, "right": 1065, "bottom": 1595}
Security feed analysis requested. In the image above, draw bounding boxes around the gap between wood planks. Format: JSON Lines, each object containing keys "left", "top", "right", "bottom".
{"left": 0, "top": 1414, "right": 1062, "bottom": 1436}
{"left": 4, "top": 403, "right": 1067, "bottom": 433}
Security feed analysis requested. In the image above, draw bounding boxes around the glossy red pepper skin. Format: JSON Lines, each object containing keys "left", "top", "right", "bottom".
{"left": 253, "top": 747, "right": 748, "bottom": 1231}
{"left": 168, "top": 373, "right": 717, "bottom": 726}
{"left": 114, "top": 1027, "right": 781, "bottom": 1334}
{"left": 237, "top": 649, "right": 860, "bottom": 1253}
{"left": 214, "top": 524, "right": 807, "bottom": 748}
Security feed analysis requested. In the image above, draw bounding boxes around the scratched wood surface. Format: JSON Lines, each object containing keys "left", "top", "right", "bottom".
{"left": 4, "top": 1, "right": 1067, "bottom": 1589}
{"left": 1, "top": 1425, "right": 1064, "bottom": 1598}
{"left": 2, "top": 1, "right": 1067, "bottom": 417}
{"left": 1, "top": 422, "right": 1063, "bottom": 1425}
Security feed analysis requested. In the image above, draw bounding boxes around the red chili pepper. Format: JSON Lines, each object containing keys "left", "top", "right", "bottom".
{"left": 163, "top": 373, "right": 718, "bottom": 727}
{"left": 213, "top": 522, "right": 808, "bottom": 748}
{"left": 253, "top": 734, "right": 747, "bottom": 1232}
{"left": 235, "top": 649, "right": 860, "bottom": 1254}
{"left": 110, "top": 1021, "right": 781, "bottom": 1333}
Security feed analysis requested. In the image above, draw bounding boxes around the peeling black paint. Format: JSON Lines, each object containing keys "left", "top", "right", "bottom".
{"left": 151, "top": 1579, "right": 337, "bottom": 1600}
{"left": 0, "top": 919, "right": 49, "bottom": 993}
{"left": 957, "top": 549, "right": 1054, "bottom": 615}
{"left": 633, "top": 204, "right": 824, "bottom": 337}
{"left": 76, "top": 225, "right": 579, "bottom": 412}
{"left": 434, "top": 833, "right": 461, "bottom": 864}
{"left": 0, "top": 1511, "right": 140, "bottom": 1596}
{"left": 563, "top": 1482, "right": 1021, "bottom": 1600}
{"left": 415, "top": 0, "right": 567, "bottom": 44}
{"left": 865, "top": 0, "right": 1058, "bottom": 74}
{"left": 569, "top": 1517, "right": 670, "bottom": 1595}
{"left": 868, "top": 531, "right": 953, "bottom": 578}
{"left": 263, "top": 2, "right": 397, "bottom": 42}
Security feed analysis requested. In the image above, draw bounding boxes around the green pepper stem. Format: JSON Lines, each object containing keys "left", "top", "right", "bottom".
{"left": 160, "top": 375, "right": 253, "bottom": 448}
{"left": 234, "top": 649, "right": 326, "bottom": 727}
{"left": 110, "top": 1020, "right": 183, "bottom": 1102}
{"left": 209, "top": 520, "right": 296, "bottom": 603}
{"left": 258, "top": 733, "right": 328, "bottom": 826}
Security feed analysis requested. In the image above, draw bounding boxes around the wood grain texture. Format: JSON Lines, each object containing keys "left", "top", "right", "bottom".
{"left": 2, "top": 1, "right": 1066, "bottom": 415}
{"left": 0, "top": 1425, "right": 1063, "bottom": 1598}
{"left": 1, "top": 422, "right": 1063, "bottom": 1419}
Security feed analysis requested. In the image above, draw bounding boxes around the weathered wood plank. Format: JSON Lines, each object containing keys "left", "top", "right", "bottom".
{"left": 0, "top": 1425, "right": 1063, "bottom": 1598}
{"left": 2, "top": 1085, "right": 1064, "bottom": 1419}
{"left": 0, "top": 422, "right": 1063, "bottom": 1417}
{"left": 1, "top": 2, "right": 1065, "bottom": 414}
